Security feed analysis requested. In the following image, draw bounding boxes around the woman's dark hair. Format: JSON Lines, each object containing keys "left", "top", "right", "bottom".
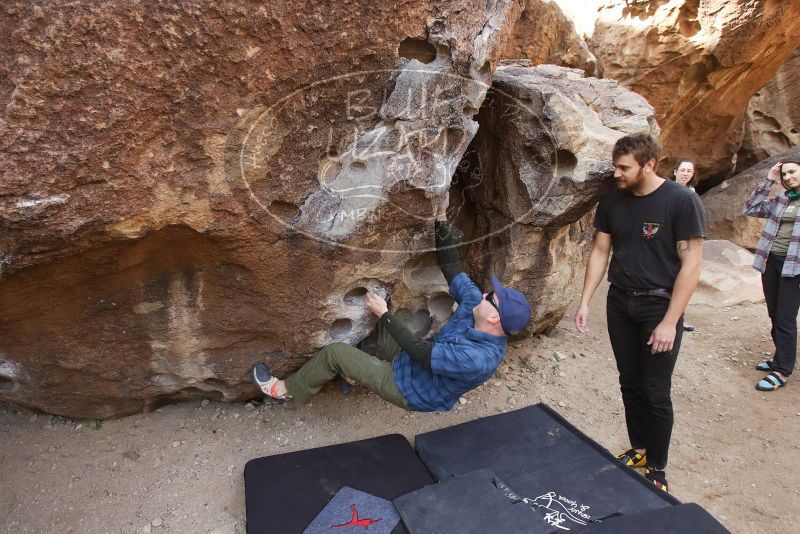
{"left": 671, "top": 158, "right": 696, "bottom": 187}
{"left": 779, "top": 157, "right": 800, "bottom": 191}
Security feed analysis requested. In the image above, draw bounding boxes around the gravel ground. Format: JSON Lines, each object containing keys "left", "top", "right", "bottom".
{"left": 2, "top": 280, "right": 799, "bottom": 534}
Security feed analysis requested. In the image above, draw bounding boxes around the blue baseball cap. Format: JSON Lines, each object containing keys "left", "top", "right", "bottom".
{"left": 491, "top": 275, "right": 532, "bottom": 335}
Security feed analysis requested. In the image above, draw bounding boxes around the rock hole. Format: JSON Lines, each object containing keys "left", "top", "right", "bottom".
{"left": 790, "top": 128, "right": 798, "bottom": 134}
{"left": 398, "top": 38, "right": 437, "bottom": 64}
{"left": 427, "top": 293, "right": 455, "bottom": 319}
{"left": 350, "top": 161, "right": 366, "bottom": 170}
{"left": 678, "top": 19, "right": 701, "bottom": 37}
{"left": 147, "top": 397, "right": 178, "bottom": 412}
{"left": 410, "top": 309, "right": 433, "bottom": 336}
{"left": 0, "top": 376, "right": 14, "bottom": 392}
{"left": 330, "top": 318, "right": 353, "bottom": 341}
{"left": 760, "top": 131, "right": 791, "bottom": 152}
{"left": 551, "top": 149, "right": 578, "bottom": 177}
{"left": 677, "top": 0, "right": 701, "bottom": 37}
{"left": 403, "top": 252, "right": 447, "bottom": 292}
{"left": 268, "top": 201, "right": 301, "bottom": 224}
{"left": 754, "top": 115, "right": 782, "bottom": 130}
{"left": 344, "top": 287, "right": 368, "bottom": 305}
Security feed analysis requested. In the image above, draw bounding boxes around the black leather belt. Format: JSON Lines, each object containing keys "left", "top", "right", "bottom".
{"left": 612, "top": 286, "right": 672, "bottom": 299}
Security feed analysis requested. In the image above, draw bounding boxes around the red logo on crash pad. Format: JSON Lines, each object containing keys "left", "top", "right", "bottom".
{"left": 332, "top": 504, "right": 382, "bottom": 529}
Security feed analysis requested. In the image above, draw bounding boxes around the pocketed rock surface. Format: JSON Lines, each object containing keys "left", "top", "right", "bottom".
{"left": 2, "top": 279, "right": 798, "bottom": 534}
{"left": 0, "top": 0, "right": 524, "bottom": 418}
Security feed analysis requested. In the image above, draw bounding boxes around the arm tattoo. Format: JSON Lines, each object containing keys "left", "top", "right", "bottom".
{"left": 677, "top": 240, "right": 702, "bottom": 253}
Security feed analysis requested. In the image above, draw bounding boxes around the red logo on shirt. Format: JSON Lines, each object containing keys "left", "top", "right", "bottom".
{"left": 642, "top": 222, "right": 660, "bottom": 239}
{"left": 331, "top": 504, "right": 382, "bottom": 529}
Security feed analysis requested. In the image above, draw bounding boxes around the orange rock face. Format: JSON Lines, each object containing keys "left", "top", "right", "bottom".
{"left": 501, "top": 1, "right": 800, "bottom": 185}
{"left": 590, "top": 0, "right": 800, "bottom": 184}
{"left": 0, "top": 0, "right": 525, "bottom": 418}
{"left": 502, "top": 0, "right": 597, "bottom": 75}
{"left": 737, "top": 49, "right": 800, "bottom": 173}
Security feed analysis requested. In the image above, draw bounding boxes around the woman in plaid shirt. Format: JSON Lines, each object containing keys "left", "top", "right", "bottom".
{"left": 744, "top": 157, "right": 800, "bottom": 391}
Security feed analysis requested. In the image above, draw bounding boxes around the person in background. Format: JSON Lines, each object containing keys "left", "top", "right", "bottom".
{"left": 671, "top": 158, "right": 696, "bottom": 192}
{"left": 743, "top": 157, "right": 800, "bottom": 392}
{"left": 671, "top": 158, "right": 699, "bottom": 332}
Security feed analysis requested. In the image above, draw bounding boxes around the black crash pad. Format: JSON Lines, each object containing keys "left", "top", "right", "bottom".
{"left": 393, "top": 468, "right": 540, "bottom": 534}
{"left": 570, "top": 503, "right": 730, "bottom": 533}
{"left": 244, "top": 434, "right": 434, "bottom": 534}
{"left": 415, "top": 404, "right": 679, "bottom": 531}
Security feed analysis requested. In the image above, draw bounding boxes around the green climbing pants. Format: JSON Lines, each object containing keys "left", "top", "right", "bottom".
{"left": 284, "top": 319, "right": 410, "bottom": 409}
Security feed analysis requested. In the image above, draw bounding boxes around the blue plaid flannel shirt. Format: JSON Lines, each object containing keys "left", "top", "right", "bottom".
{"left": 744, "top": 177, "right": 800, "bottom": 276}
{"left": 392, "top": 272, "right": 507, "bottom": 412}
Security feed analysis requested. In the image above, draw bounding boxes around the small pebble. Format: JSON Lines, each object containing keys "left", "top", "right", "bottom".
{"left": 200, "top": 399, "right": 210, "bottom": 408}
{"left": 458, "top": 398, "right": 467, "bottom": 405}
{"left": 171, "top": 441, "right": 181, "bottom": 448}
{"left": 151, "top": 516, "right": 163, "bottom": 527}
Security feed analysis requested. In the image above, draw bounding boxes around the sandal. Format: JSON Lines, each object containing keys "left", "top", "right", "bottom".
{"left": 755, "top": 360, "right": 773, "bottom": 372}
{"left": 616, "top": 448, "right": 647, "bottom": 468}
{"left": 645, "top": 468, "right": 669, "bottom": 493}
{"left": 756, "top": 371, "right": 786, "bottom": 391}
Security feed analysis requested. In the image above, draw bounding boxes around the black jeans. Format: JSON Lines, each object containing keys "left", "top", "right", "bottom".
{"left": 606, "top": 286, "right": 684, "bottom": 470}
{"left": 761, "top": 254, "right": 800, "bottom": 376}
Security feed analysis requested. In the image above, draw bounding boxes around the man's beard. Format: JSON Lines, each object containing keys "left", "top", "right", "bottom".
{"left": 616, "top": 168, "right": 646, "bottom": 189}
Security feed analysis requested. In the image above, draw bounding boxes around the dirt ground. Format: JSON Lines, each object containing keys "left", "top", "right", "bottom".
{"left": 2, "top": 280, "right": 799, "bottom": 534}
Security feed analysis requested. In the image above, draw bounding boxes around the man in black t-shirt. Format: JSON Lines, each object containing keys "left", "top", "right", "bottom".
{"left": 574, "top": 133, "right": 707, "bottom": 493}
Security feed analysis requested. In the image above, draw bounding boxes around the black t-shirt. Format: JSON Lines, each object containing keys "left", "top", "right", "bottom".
{"left": 594, "top": 179, "right": 707, "bottom": 291}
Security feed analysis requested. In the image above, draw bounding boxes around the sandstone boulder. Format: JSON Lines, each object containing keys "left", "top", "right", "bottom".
{"left": 0, "top": 4, "right": 657, "bottom": 419}
{"left": 589, "top": 0, "right": 800, "bottom": 184}
{"left": 453, "top": 63, "right": 658, "bottom": 331}
{"left": 703, "top": 147, "right": 800, "bottom": 250}
{"left": 691, "top": 240, "right": 763, "bottom": 307}
{"left": 497, "top": 1, "right": 800, "bottom": 185}
{"left": 0, "top": 0, "right": 524, "bottom": 418}
{"left": 737, "top": 49, "right": 800, "bottom": 173}
{"left": 502, "top": 0, "right": 597, "bottom": 75}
